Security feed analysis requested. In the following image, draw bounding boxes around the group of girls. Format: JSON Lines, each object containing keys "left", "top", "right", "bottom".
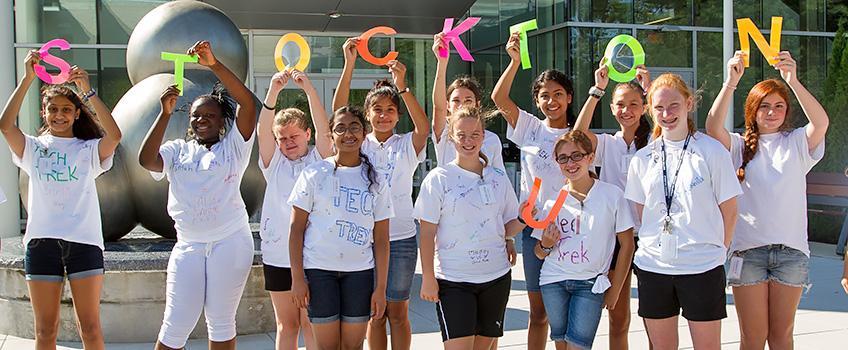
{"left": 0, "top": 27, "right": 836, "bottom": 350}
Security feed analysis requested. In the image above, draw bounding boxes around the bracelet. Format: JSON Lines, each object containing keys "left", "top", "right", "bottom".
{"left": 723, "top": 83, "right": 737, "bottom": 90}
{"left": 588, "top": 86, "right": 605, "bottom": 99}
{"left": 262, "top": 102, "right": 275, "bottom": 110}
{"left": 505, "top": 236, "right": 515, "bottom": 242}
{"left": 517, "top": 215, "right": 526, "bottom": 225}
{"left": 82, "top": 89, "right": 96, "bottom": 101}
{"left": 398, "top": 87, "right": 411, "bottom": 95}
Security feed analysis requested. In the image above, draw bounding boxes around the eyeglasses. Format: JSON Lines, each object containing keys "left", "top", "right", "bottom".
{"left": 555, "top": 152, "right": 588, "bottom": 164}
{"left": 332, "top": 124, "right": 363, "bottom": 135}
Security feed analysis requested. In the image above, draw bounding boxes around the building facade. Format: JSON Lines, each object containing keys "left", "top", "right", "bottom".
{"left": 0, "top": 0, "right": 844, "bottom": 234}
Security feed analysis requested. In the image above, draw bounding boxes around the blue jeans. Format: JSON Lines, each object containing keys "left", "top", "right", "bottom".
{"left": 727, "top": 244, "right": 810, "bottom": 289}
{"left": 305, "top": 268, "right": 374, "bottom": 324}
{"left": 386, "top": 236, "right": 418, "bottom": 301}
{"left": 540, "top": 278, "right": 604, "bottom": 349}
{"left": 521, "top": 226, "right": 544, "bottom": 292}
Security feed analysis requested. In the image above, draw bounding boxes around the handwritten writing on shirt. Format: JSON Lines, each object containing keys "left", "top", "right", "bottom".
{"left": 35, "top": 148, "right": 79, "bottom": 182}
{"left": 331, "top": 185, "right": 376, "bottom": 246}
{"left": 554, "top": 216, "right": 590, "bottom": 264}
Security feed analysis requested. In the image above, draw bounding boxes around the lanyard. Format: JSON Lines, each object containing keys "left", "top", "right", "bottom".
{"left": 660, "top": 134, "right": 691, "bottom": 218}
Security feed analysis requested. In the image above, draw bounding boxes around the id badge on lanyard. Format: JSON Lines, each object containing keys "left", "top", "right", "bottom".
{"left": 479, "top": 181, "right": 496, "bottom": 205}
{"left": 660, "top": 216, "right": 678, "bottom": 262}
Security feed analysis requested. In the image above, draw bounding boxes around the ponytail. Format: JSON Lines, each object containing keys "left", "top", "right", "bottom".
{"left": 479, "top": 151, "right": 489, "bottom": 168}
{"left": 359, "top": 150, "right": 380, "bottom": 192}
{"left": 738, "top": 122, "right": 759, "bottom": 182}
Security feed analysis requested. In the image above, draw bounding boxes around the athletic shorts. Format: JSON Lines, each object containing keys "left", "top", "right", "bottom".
{"left": 435, "top": 271, "right": 511, "bottom": 342}
{"left": 263, "top": 264, "right": 293, "bottom": 292}
{"left": 635, "top": 265, "right": 727, "bottom": 321}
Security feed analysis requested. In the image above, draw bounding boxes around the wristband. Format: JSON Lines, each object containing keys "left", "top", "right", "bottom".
{"left": 505, "top": 236, "right": 515, "bottom": 242}
{"left": 588, "top": 86, "right": 605, "bottom": 99}
{"left": 82, "top": 89, "right": 96, "bottom": 101}
{"left": 263, "top": 102, "right": 275, "bottom": 110}
{"left": 398, "top": 87, "right": 411, "bottom": 95}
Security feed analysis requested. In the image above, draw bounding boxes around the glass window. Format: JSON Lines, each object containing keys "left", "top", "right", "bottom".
{"left": 537, "top": 0, "right": 567, "bottom": 28}
{"left": 253, "top": 35, "right": 387, "bottom": 75}
{"left": 693, "top": 0, "right": 722, "bottom": 27}
{"left": 500, "top": 0, "right": 537, "bottom": 44}
{"left": 826, "top": 2, "right": 848, "bottom": 32}
{"left": 765, "top": 0, "right": 827, "bottom": 32}
{"left": 695, "top": 32, "right": 724, "bottom": 128}
{"left": 635, "top": 0, "right": 693, "bottom": 25}
{"left": 469, "top": 0, "right": 501, "bottom": 50}
{"left": 570, "top": 27, "right": 630, "bottom": 130}
{"left": 15, "top": 0, "right": 98, "bottom": 44}
{"left": 98, "top": 0, "right": 169, "bottom": 44}
{"left": 99, "top": 49, "right": 131, "bottom": 109}
{"left": 636, "top": 30, "right": 692, "bottom": 67}
{"left": 569, "top": 0, "right": 634, "bottom": 23}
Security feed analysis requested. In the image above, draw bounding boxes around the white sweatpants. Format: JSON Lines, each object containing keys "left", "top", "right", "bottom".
{"left": 157, "top": 226, "right": 254, "bottom": 348}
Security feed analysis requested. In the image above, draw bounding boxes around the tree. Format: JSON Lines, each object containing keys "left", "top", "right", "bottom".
{"left": 817, "top": 20, "right": 848, "bottom": 174}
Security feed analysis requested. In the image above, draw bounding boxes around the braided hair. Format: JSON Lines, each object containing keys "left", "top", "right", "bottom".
{"left": 738, "top": 79, "right": 792, "bottom": 182}
{"left": 331, "top": 106, "right": 380, "bottom": 192}
{"left": 186, "top": 82, "right": 236, "bottom": 141}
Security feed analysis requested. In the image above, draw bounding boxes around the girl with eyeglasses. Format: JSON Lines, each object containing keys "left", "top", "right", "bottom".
{"left": 706, "top": 51, "right": 829, "bottom": 350}
{"left": 288, "top": 106, "right": 393, "bottom": 350}
{"left": 415, "top": 106, "right": 522, "bottom": 350}
{"left": 491, "top": 32, "right": 577, "bottom": 350}
{"left": 257, "top": 69, "right": 333, "bottom": 350}
{"left": 532, "top": 130, "right": 635, "bottom": 350}
{"left": 624, "top": 73, "right": 742, "bottom": 350}
{"left": 332, "top": 37, "right": 430, "bottom": 350}
{"left": 138, "top": 41, "right": 258, "bottom": 350}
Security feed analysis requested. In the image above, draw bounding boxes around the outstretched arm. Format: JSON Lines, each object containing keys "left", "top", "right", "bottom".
{"left": 706, "top": 51, "right": 745, "bottom": 151}
{"left": 291, "top": 70, "right": 334, "bottom": 158}
{"left": 774, "top": 51, "right": 829, "bottom": 150}
{"left": 68, "top": 66, "right": 122, "bottom": 162}
{"left": 0, "top": 50, "right": 40, "bottom": 158}
{"left": 388, "top": 60, "right": 429, "bottom": 154}
{"left": 332, "top": 37, "right": 360, "bottom": 111}
{"left": 491, "top": 32, "right": 523, "bottom": 128}
{"left": 258, "top": 71, "right": 288, "bottom": 167}
{"left": 188, "top": 40, "right": 257, "bottom": 141}
{"left": 139, "top": 85, "right": 179, "bottom": 172}
{"left": 432, "top": 33, "right": 449, "bottom": 142}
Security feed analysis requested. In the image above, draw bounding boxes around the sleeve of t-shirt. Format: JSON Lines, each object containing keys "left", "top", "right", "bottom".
{"left": 11, "top": 134, "right": 37, "bottom": 175}
{"left": 403, "top": 132, "right": 425, "bottom": 167}
{"left": 432, "top": 128, "right": 449, "bottom": 165}
{"left": 373, "top": 182, "right": 395, "bottom": 222}
{"left": 225, "top": 122, "right": 256, "bottom": 172}
{"left": 88, "top": 138, "right": 114, "bottom": 176}
{"left": 487, "top": 132, "right": 506, "bottom": 171}
{"left": 506, "top": 109, "right": 540, "bottom": 146}
{"left": 728, "top": 132, "right": 744, "bottom": 169}
{"left": 150, "top": 140, "right": 179, "bottom": 182}
{"left": 624, "top": 155, "right": 646, "bottom": 205}
{"left": 614, "top": 190, "right": 635, "bottom": 233}
{"left": 593, "top": 133, "right": 608, "bottom": 167}
{"left": 795, "top": 125, "right": 825, "bottom": 172}
{"left": 413, "top": 172, "right": 443, "bottom": 224}
{"left": 287, "top": 168, "right": 314, "bottom": 212}
{"left": 259, "top": 147, "right": 283, "bottom": 180}
{"left": 500, "top": 176, "right": 520, "bottom": 226}
{"left": 709, "top": 142, "right": 743, "bottom": 204}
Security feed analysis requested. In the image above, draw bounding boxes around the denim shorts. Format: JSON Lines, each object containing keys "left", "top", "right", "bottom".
{"left": 305, "top": 268, "right": 374, "bottom": 324}
{"left": 727, "top": 244, "right": 810, "bottom": 289}
{"left": 540, "top": 278, "right": 604, "bottom": 349}
{"left": 386, "top": 235, "right": 418, "bottom": 302}
{"left": 521, "top": 226, "right": 544, "bottom": 292}
{"left": 24, "top": 238, "right": 104, "bottom": 282}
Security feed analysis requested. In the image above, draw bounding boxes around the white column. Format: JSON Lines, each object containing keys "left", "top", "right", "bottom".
{"left": 0, "top": 0, "right": 21, "bottom": 238}
{"left": 722, "top": 0, "right": 734, "bottom": 131}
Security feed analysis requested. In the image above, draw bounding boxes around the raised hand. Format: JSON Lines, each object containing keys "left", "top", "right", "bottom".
{"left": 342, "top": 37, "right": 360, "bottom": 64}
{"left": 159, "top": 85, "right": 180, "bottom": 116}
{"left": 635, "top": 64, "right": 651, "bottom": 92}
{"left": 68, "top": 66, "right": 92, "bottom": 93}
{"left": 774, "top": 51, "right": 797, "bottom": 84}
{"left": 433, "top": 33, "right": 448, "bottom": 62}
{"left": 506, "top": 32, "right": 522, "bottom": 63}
{"left": 594, "top": 61, "right": 610, "bottom": 90}
{"left": 187, "top": 40, "right": 217, "bottom": 67}
{"left": 726, "top": 51, "right": 746, "bottom": 87}
{"left": 387, "top": 60, "right": 408, "bottom": 91}
{"left": 268, "top": 70, "right": 290, "bottom": 95}
{"left": 24, "top": 50, "right": 41, "bottom": 79}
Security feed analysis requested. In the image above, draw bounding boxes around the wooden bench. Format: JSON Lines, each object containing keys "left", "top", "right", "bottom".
{"left": 807, "top": 172, "right": 848, "bottom": 255}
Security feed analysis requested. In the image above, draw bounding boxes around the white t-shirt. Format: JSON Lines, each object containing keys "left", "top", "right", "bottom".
{"left": 594, "top": 132, "right": 642, "bottom": 230}
{"left": 506, "top": 109, "right": 570, "bottom": 235}
{"left": 361, "top": 132, "right": 424, "bottom": 241}
{"left": 532, "top": 181, "right": 634, "bottom": 285}
{"left": 432, "top": 126, "right": 506, "bottom": 172}
{"left": 288, "top": 158, "right": 395, "bottom": 272}
{"left": 624, "top": 132, "right": 742, "bottom": 275}
{"left": 414, "top": 163, "right": 519, "bottom": 284}
{"left": 151, "top": 127, "right": 254, "bottom": 243}
{"left": 12, "top": 135, "right": 113, "bottom": 249}
{"left": 259, "top": 147, "right": 323, "bottom": 268}
{"left": 729, "top": 126, "right": 824, "bottom": 256}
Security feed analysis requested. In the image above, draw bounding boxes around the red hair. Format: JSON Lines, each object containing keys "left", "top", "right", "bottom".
{"left": 646, "top": 74, "right": 696, "bottom": 139}
{"left": 738, "top": 79, "right": 792, "bottom": 181}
